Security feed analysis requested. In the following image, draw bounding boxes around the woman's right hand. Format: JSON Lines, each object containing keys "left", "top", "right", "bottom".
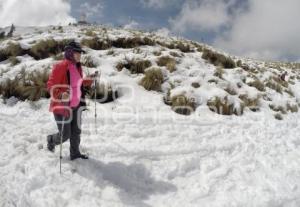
{"left": 61, "top": 92, "right": 70, "bottom": 102}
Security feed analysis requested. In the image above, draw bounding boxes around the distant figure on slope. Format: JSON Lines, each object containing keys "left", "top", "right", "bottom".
{"left": 46, "top": 41, "right": 97, "bottom": 160}
{"left": 280, "top": 71, "right": 288, "bottom": 81}
{"left": 7, "top": 24, "right": 15, "bottom": 37}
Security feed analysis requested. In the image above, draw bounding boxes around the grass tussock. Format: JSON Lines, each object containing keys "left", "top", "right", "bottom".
{"left": 171, "top": 95, "right": 196, "bottom": 115}
{"left": 175, "top": 42, "right": 192, "bottom": 53}
{"left": 139, "top": 68, "right": 164, "bottom": 91}
{"left": 117, "top": 58, "right": 152, "bottom": 74}
{"left": 274, "top": 113, "right": 283, "bottom": 120}
{"left": 112, "top": 37, "right": 155, "bottom": 48}
{"left": 106, "top": 49, "right": 115, "bottom": 56}
{"left": 0, "top": 68, "right": 50, "bottom": 101}
{"left": 265, "top": 80, "right": 283, "bottom": 94}
{"left": 214, "top": 67, "right": 225, "bottom": 79}
{"left": 169, "top": 51, "right": 182, "bottom": 58}
{"left": 224, "top": 85, "right": 237, "bottom": 95}
{"left": 287, "top": 103, "right": 298, "bottom": 113}
{"left": 85, "top": 29, "right": 97, "bottom": 37}
{"left": 9, "top": 56, "right": 21, "bottom": 66}
{"left": 157, "top": 41, "right": 192, "bottom": 53}
{"left": 207, "top": 96, "right": 244, "bottom": 116}
{"left": 248, "top": 79, "right": 265, "bottom": 92}
{"left": 269, "top": 104, "right": 287, "bottom": 114}
{"left": 0, "top": 31, "right": 5, "bottom": 40}
{"left": 29, "top": 39, "right": 71, "bottom": 60}
{"left": 81, "top": 37, "right": 111, "bottom": 50}
{"left": 208, "top": 79, "right": 218, "bottom": 84}
{"left": 87, "top": 82, "right": 118, "bottom": 103}
{"left": 272, "top": 76, "right": 289, "bottom": 88}
{"left": 81, "top": 55, "right": 97, "bottom": 68}
{"left": 202, "top": 49, "right": 236, "bottom": 69}
{"left": 0, "top": 42, "right": 25, "bottom": 61}
{"left": 52, "top": 53, "right": 64, "bottom": 61}
{"left": 239, "top": 94, "right": 260, "bottom": 112}
{"left": 22, "top": 70, "right": 50, "bottom": 101}
{"left": 157, "top": 56, "right": 176, "bottom": 72}
{"left": 191, "top": 82, "right": 200, "bottom": 88}
{"left": 284, "top": 88, "right": 294, "bottom": 97}
{"left": 153, "top": 50, "right": 162, "bottom": 56}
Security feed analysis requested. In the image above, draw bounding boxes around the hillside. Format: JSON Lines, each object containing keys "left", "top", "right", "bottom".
{"left": 1, "top": 25, "right": 300, "bottom": 207}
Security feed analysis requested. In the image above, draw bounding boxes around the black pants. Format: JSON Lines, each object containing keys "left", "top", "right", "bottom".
{"left": 50, "top": 106, "right": 82, "bottom": 156}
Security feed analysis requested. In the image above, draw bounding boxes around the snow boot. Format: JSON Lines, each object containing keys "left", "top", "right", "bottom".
{"left": 70, "top": 153, "right": 89, "bottom": 161}
{"left": 47, "top": 135, "right": 55, "bottom": 152}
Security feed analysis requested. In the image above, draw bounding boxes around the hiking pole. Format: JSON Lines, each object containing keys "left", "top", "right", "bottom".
{"left": 94, "top": 71, "right": 99, "bottom": 134}
{"left": 59, "top": 116, "right": 65, "bottom": 174}
{"left": 59, "top": 99, "right": 68, "bottom": 175}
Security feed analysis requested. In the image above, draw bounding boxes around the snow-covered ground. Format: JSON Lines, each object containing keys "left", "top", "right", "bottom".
{"left": 1, "top": 25, "right": 300, "bottom": 207}
{"left": 1, "top": 95, "right": 300, "bottom": 207}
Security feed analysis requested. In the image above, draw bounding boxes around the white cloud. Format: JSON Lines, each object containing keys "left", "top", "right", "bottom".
{"left": 170, "top": 0, "right": 300, "bottom": 61}
{"left": 140, "top": 0, "right": 178, "bottom": 9}
{"left": 123, "top": 20, "right": 139, "bottom": 30}
{"left": 0, "top": 0, "right": 75, "bottom": 27}
{"left": 78, "top": 2, "right": 103, "bottom": 20}
{"left": 170, "top": 0, "right": 237, "bottom": 33}
{"left": 156, "top": 27, "right": 170, "bottom": 37}
{"left": 214, "top": 0, "right": 300, "bottom": 60}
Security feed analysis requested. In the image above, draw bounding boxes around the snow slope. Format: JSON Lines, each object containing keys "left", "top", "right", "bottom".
{"left": 1, "top": 96, "right": 300, "bottom": 207}
{"left": 1, "top": 25, "right": 300, "bottom": 207}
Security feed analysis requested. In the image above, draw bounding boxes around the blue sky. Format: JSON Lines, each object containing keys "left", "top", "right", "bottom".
{"left": 0, "top": 0, "right": 299, "bottom": 62}
{"left": 69, "top": 0, "right": 300, "bottom": 62}
{"left": 69, "top": 0, "right": 238, "bottom": 52}
{"left": 71, "top": 0, "right": 184, "bottom": 34}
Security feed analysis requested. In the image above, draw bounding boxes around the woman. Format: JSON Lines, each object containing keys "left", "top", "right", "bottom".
{"left": 47, "top": 41, "right": 96, "bottom": 160}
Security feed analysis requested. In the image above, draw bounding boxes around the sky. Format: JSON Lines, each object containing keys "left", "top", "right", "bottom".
{"left": 0, "top": 0, "right": 299, "bottom": 62}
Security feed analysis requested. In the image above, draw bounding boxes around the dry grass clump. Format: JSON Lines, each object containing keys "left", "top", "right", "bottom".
{"left": 116, "top": 58, "right": 152, "bottom": 74}
{"left": 175, "top": 42, "right": 192, "bottom": 53}
{"left": 86, "top": 82, "right": 118, "bottom": 103}
{"left": 139, "top": 68, "right": 164, "bottom": 91}
{"left": 81, "top": 37, "right": 111, "bottom": 50}
{"left": 265, "top": 80, "right": 283, "bottom": 94}
{"left": 269, "top": 104, "right": 287, "bottom": 114}
{"left": 171, "top": 95, "right": 196, "bottom": 115}
{"left": 52, "top": 52, "right": 64, "bottom": 61}
{"left": 112, "top": 37, "right": 155, "bottom": 48}
{"left": 29, "top": 39, "right": 71, "bottom": 60}
{"left": 153, "top": 50, "right": 162, "bottom": 56}
{"left": 157, "top": 41, "right": 192, "bottom": 53}
{"left": 202, "top": 49, "right": 236, "bottom": 69}
{"left": 284, "top": 88, "right": 294, "bottom": 97}
{"left": 169, "top": 51, "right": 182, "bottom": 57}
{"left": 207, "top": 96, "right": 244, "bottom": 115}
{"left": 106, "top": 49, "right": 115, "bottom": 56}
{"left": 224, "top": 85, "right": 237, "bottom": 95}
{"left": 286, "top": 103, "right": 298, "bottom": 113}
{"left": 85, "top": 29, "right": 97, "bottom": 37}
{"left": 208, "top": 79, "right": 218, "bottom": 84}
{"left": 0, "top": 42, "right": 26, "bottom": 61}
{"left": 247, "top": 79, "right": 265, "bottom": 92}
{"left": 9, "top": 56, "right": 21, "bottom": 66}
{"left": 81, "top": 55, "right": 97, "bottom": 68}
{"left": 272, "top": 76, "right": 289, "bottom": 88}
{"left": 274, "top": 113, "right": 283, "bottom": 120}
{"left": 157, "top": 56, "right": 176, "bottom": 72}
{"left": 239, "top": 94, "right": 260, "bottom": 112}
{"left": 22, "top": 69, "right": 50, "bottom": 101}
{"left": 0, "top": 69, "right": 50, "bottom": 101}
{"left": 214, "top": 67, "right": 225, "bottom": 79}
{"left": 191, "top": 82, "right": 200, "bottom": 88}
